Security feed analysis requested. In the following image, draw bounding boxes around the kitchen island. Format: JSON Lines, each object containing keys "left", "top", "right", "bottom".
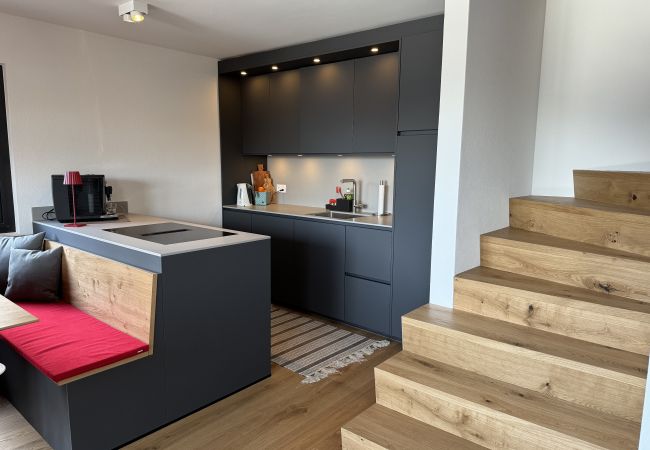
{"left": 13, "top": 214, "right": 271, "bottom": 450}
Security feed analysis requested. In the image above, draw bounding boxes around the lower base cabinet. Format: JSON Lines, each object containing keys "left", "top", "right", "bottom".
{"left": 251, "top": 214, "right": 295, "bottom": 308}
{"left": 294, "top": 219, "right": 346, "bottom": 321}
{"left": 344, "top": 276, "right": 391, "bottom": 335}
{"left": 222, "top": 210, "right": 252, "bottom": 232}
{"left": 223, "top": 209, "right": 395, "bottom": 334}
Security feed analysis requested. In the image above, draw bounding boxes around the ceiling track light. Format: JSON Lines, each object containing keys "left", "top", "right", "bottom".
{"left": 119, "top": 0, "right": 148, "bottom": 23}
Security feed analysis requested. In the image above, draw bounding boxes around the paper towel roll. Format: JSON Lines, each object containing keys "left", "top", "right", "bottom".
{"left": 377, "top": 180, "right": 386, "bottom": 215}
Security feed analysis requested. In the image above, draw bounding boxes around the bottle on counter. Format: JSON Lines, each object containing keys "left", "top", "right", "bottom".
{"left": 344, "top": 188, "right": 353, "bottom": 201}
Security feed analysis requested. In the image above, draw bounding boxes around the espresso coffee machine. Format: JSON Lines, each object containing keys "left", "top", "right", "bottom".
{"left": 51, "top": 174, "right": 118, "bottom": 223}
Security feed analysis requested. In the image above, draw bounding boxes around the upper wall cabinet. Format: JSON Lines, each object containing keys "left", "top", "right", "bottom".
{"left": 398, "top": 30, "right": 444, "bottom": 132}
{"left": 353, "top": 53, "right": 399, "bottom": 153}
{"left": 268, "top": 70, "right": 301, "bottom": 154}
{"left": 240, "top": 52, "right": 402, "bottom": 155}
{"left": 241, "top": 75, "right": 270, "bottom": 155}
{"left": 299, "top": 60, "right": 355, "bottom": 154}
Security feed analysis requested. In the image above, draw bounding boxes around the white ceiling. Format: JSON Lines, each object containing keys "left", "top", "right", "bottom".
{"left": 0, "top": 0, "right": 444, "bottom": 59}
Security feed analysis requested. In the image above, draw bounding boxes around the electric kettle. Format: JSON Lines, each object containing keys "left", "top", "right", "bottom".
{"left": 236, "top": 183, "right": 252, "bottom": 207}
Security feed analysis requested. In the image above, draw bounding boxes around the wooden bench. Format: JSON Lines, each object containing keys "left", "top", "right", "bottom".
{"left": 49, "top": 241, "right": 157, "bottom": 381}
{"left": 1, "top": 241, "right": 157, "bottom": 384}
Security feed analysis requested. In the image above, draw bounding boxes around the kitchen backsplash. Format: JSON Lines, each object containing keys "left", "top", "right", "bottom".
{"left": 267, "top": 155, "right": 394, "bottom": 213}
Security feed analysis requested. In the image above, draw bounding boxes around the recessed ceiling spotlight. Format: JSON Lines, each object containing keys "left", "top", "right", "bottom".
{"left": 297, "top": 154, "right": 303, "bottom": 157}
{"left": 371, "top": 47, "right": 379, "bottom": 53}
{"left": 271, "top": 65, "right": 279, "bottom": 71}
{"left": 313, "top": 58, "right": 321, "bottom": 63}
{"left": 240, "top": 71, "right": 247, "bottom": 76}
{"left": 119, "top": 0, "right": 148, "bottom": 23}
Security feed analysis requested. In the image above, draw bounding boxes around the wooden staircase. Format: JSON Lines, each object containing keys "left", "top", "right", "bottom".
{"left": 342, "top": 170, "right": 650, "bottom": 449}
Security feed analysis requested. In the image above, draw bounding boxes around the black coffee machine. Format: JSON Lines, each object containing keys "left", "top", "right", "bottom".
{"left": 51, "top": 174, "right": 118, "bottom": 223}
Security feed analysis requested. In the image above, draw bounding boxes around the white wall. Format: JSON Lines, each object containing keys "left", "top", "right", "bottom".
{"left": 532, "top": 0, "right": 650, "bottom": 195}
{"left": 0, "top": 12, "right": 221, "bottom": 232}
{"left": 267, "top": 155, "right": 394, "bottom": 212}
{"left": 430, "top": 0, "right": 546, "bottom": 306}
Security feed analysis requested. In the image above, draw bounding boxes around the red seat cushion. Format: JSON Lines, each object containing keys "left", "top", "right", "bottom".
{"left": 0, "top": 302, "right": 149, "bottom": 382}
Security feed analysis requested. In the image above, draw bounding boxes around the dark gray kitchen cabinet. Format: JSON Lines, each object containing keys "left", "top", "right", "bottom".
{"left": 299, "top": 60, "right": 354, "bottom": 154}
{"left": 222, "top": 209, "right": 252, "bottom": 232}
{"left": 242, "top": 75, "right": 270, "bottom": 155}
{"left": 398, "top": 30, "right": 443, "bottom": 131}
{"left": 353, "top": 53, "right": 399, "bottom": 153}
{"left": 345, "top": 226, "right": 392, "bottom": 283}
{"left": 251, "top": 214, "right": 296, "bottom": 307}
{"left": 294, "top": 219, "right": 345, "bottom": 319}
{"left": 268, "top": 70, "right": 301, "bottom": 154}
{"left": 391, "top": 133, "right": 437, "bottom": 339}
{"left": 345, "top": 276, "right": 391, "bottom": 335}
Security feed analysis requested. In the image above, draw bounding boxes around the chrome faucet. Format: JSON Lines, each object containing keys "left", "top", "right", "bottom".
{"left": 340, "top": 178, "right": 365, "bottom": 212}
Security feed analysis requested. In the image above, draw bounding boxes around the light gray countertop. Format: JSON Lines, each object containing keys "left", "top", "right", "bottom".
{"left": 33, "top": 214, "right": 269, "bottom": 257}
{"left": 223, "top": 204, "right": 393, "bottom": 229}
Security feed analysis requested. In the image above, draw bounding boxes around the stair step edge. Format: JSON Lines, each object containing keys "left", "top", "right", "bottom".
{"left": 455, "top": 267, "right": 650, "bottom": 321}
{"left": 403, "top": 305, "right": 647, "bottom": 382}
{"left": 342, "top": 404, "right": 484, "bottom": 450}
{"left": 376, "top": 351, "right": 640, "bottom": 450}
{"left": 482, "top": 227, "right": 650, "bottom": 264}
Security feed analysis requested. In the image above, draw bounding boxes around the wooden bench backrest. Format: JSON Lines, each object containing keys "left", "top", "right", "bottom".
{"left": 45, "top": 241, "right": 157, "bottom": 346}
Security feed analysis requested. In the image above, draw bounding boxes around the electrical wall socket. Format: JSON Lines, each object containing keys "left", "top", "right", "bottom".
{"left": 277, "top": 184, "right": 287, "bottom": 193}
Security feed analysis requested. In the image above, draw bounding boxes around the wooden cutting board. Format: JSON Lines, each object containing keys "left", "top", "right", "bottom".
{"left": 252, "top": 164, "right": 270, "bottom": 190}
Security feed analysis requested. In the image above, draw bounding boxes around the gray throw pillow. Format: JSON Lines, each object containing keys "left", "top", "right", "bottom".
{"left": 0, "top": 232, "right": 45, "bottom": 294}
{"left": 4, "top": 247, "right": 63, "bottom": 301}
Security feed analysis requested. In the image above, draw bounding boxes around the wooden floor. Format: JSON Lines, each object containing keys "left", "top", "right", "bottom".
{"left": 0, "top": 397, "right": 50, "bottom": 450}
{"left": 0, "top": 322, "right": 399, "bottom": 450}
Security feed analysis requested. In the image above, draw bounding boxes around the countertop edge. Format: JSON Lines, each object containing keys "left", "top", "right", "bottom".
{"left": 223, "top": 205, "right": 393, "bottom": 230}
{"left": 34, "top": 216, "right": 271, "bottom": 257}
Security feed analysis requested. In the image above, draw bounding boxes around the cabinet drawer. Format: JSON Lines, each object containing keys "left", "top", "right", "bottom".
{"left": 345, "top": 227, "right": 392, "bottom": 283}
{"left": 222, "top": 210, "right": 252, "bottom": 233}
{"left": 345, "top": 276, "right": 390, "bottom": 335}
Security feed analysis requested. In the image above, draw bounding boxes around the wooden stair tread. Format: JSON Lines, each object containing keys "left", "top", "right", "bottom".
{"left": 510, "top": 196, "right": 650, "bottom": 257}
{"left": 378, "top": 351, "right": 641, "bottom": 449}
{"left": 341, "top": 404, "right": 484, "bottom": 450}
{"left": 404, "top": 304, "right": 647, "bottom": 380}
{"left": 574, "top": 170, "right": 650, "bottom": 211}
{"left": 483, "top": 226, "right": 650, "bottom": 263}
{"left": 457, "top": 266, "right": 650, "bottom": 318}
{"left": 481, "top": 226, "right": 650, "bottom": 303}
{"left": 513, "top": 195, "right": 650, "bottom": 217}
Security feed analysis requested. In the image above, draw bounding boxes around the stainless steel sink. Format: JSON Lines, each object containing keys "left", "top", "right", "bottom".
{"left": 308, "top": 211, "right": 374, "bottom": 220}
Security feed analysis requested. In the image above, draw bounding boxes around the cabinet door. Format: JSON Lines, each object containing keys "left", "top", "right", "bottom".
{"left": 251, "top": 214, "right": 295, "bottom": 307}
{"left": 268, "top": 70, "right": 300, "bottom": 154}
{"left": 299, "top": 61, "right": 354, "bottom": 154}
{"left": 398, "top": 30, "right": 443, "bottom": 132}
{"left": 345, "top": 276, "right": 391, "bottom": 335}
{"left": 391, "top": 134, "right": 437, "bottom": 339}
{"left": 294, "top": 219, "right": 345, "bottom": 319}
{"left": 242, "top": 75, "right": 270, "bottom": 155}
{"left": 345, "top": 226, "right": 392, "bottom": 283}
{"left": 222, "top": 209, "right": 252, "bottom": 232}
{"left": 353, "top": 53, "right": 399, "bottom": 153}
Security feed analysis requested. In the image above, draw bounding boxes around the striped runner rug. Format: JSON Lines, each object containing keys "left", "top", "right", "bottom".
{"left": 271, "top": 305, "right": 390, "bottom": 384}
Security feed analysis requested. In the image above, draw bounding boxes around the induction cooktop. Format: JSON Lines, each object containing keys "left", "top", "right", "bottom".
{"left": 105, "top": 222, "right": 235, "bottom": 245}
